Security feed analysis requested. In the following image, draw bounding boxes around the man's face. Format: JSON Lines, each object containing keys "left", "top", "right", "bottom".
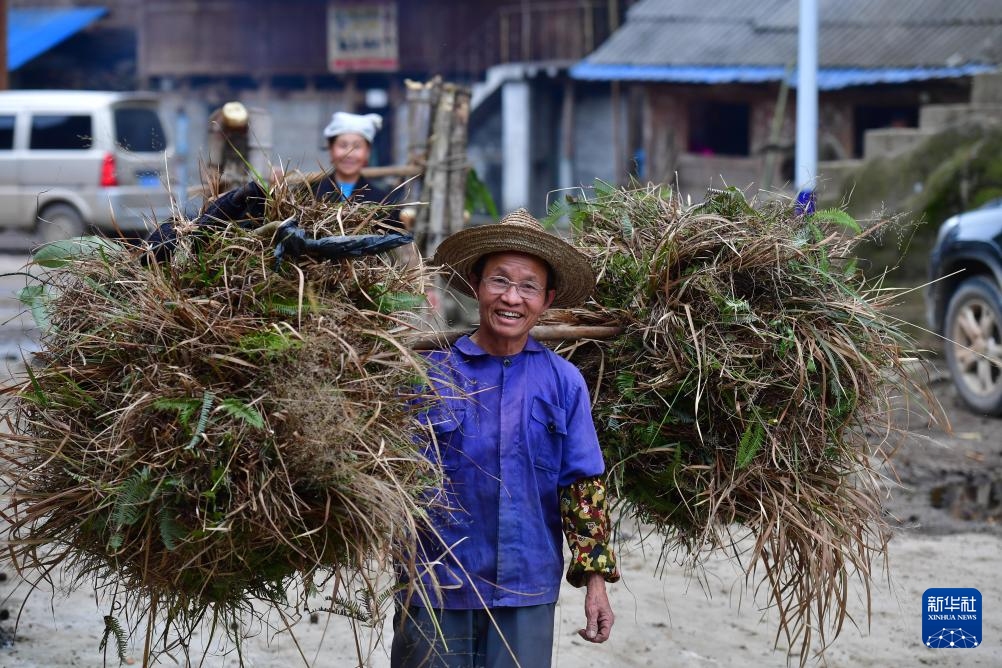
{"left": 471, "top": 252, "right": 555, "bottom": 343}
{"left": 328, "top": 132, "right": 371, "bottom": 182}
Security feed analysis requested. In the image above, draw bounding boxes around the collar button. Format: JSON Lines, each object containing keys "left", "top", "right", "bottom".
{"left": 503, "top": 358, "right": 512, "bottom": 368}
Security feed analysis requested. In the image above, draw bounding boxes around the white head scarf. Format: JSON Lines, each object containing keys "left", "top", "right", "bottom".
{"left": 323, "top": 112, "right": 383, "bottom": 143}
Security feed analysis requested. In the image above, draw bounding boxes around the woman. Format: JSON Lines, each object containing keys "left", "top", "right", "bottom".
{"left": 313, "top": 111, "right": 390, "bottom": 204}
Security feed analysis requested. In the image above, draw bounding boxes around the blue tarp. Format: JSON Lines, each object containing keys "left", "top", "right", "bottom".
{"left": 9, "top": 7, "right": 108, "bottom": 71}
{"left": 569, "top": 62, "right": 999, "bottom": 90}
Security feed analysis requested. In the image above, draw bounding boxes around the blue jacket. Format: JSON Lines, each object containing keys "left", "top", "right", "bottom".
{"left": 415, "top": 335, "right": 605, "bottom": 609}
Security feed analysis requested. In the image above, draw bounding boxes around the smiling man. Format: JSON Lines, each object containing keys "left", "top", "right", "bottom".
{"left": 391, "top": 209, "right": 619, "bottom": 668}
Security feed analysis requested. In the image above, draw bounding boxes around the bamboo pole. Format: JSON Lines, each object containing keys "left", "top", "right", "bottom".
{"left": 409, "top": 325, "right": 623, "bottom": 350}
{"left": 446, "top": 88, "right": 471, "bottom": 235}
{"left": 761, "top": 62, "right": 794, "bottom": 192}
{"left": 409, "top": 79, "right": 442, "bottom": 240}
{"left": 424, "top": 86, "right": 456, "bottom": 255}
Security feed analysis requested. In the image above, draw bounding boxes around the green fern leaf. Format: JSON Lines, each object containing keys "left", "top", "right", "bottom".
{"left": 219, "top": 398, "right": 265, "bottom": 429}
{"left": 615, "top": 372, "right": 636, "bottom": 400}
{"left": 99, "top": 615, "right": 128, "bottom": 663}
{"left": 375, "top": 292, "right": 425, "bottom": 314}
{"left": 152, "top": 397, "right": 202, "bottom": 428}
{"left": 158, "top": 506, "right": 187, "bottom": 551}
{"left": 238, "top": 330, "right": 301, "bottom": 357}
{"left": 736, "top": 421, "right": 765, "bottom": 469}
{"left": 807, "top": 208, "right": 861, "bottom": 234}
{"left": 187, "top": 390, "right": 216, "bottom": 449}
{"left": 112, "top": 468, "right": 154, "bottom": 528}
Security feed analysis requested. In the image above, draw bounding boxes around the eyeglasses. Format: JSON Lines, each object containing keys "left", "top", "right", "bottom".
{"left": 482, "top": 275, "right": 545, "bottom": 299}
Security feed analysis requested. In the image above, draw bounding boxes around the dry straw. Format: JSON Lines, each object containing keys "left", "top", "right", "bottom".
{"left": 0, "top": 188, "right": 441, "bottom": 662}
{"left": 548, "top": 183, "right": 937, "bottom": 663}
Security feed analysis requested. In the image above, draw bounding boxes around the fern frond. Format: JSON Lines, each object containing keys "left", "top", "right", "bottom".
{"left": 807, "top": 208, "right": 861, "bottom": 234}
{"left": 736, "top": 421, "right": 765, "bottom": 469}
{"left": 159, "top": 506, "right": 187, "bottom": 551}
{"left": 186, "top": 390, "right": 215, "bottom": 449}
{"left": 112, "top": 468, "right": 154, "bottom": 529}
{"left": 218, "top": 398, "right": 265, "bottom": 429}
{"left": 99, "top": 614, "right": 128, "bottom": 663}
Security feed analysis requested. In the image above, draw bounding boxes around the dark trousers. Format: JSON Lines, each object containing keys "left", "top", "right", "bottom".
{"left": 390, "top": 604, "right": 556, "bottom": 668}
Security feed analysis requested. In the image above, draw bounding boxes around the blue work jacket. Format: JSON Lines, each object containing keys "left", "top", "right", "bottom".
{"left": 415, "top": 334, "right": 605, "bottom": 609}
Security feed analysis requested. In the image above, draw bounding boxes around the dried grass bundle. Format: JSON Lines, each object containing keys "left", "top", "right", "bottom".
{"left": 1, "top": 194, "right": 439, "bottom": 658}
{"left": 550, "top": 184, "right": 932, "bottom": 662}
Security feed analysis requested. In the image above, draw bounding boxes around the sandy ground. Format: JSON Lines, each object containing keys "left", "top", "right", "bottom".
{"left": 0, "top": 252, "right": 1000, "bottom": 667}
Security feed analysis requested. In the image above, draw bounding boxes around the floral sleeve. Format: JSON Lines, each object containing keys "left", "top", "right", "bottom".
{"left": 559, "top": 476, "right": 620, "bottom": 587}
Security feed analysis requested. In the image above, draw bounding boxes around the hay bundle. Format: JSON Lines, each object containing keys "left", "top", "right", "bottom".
{"left": 553, "top": 185, "right": 928, "bottom": 660}
{"left": 1, "top": 196, "right": 438, "bottom": 652}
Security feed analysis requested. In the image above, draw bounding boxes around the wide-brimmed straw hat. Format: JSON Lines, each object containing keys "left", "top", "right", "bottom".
{"left": 433, "top": 208, "right": 595, "bottom": 308}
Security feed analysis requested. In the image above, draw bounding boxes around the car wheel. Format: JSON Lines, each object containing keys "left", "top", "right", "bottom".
{"left": 944, "top": 276, "right": 1002, "bottom": 415}
{"left": 37, "top": 203, "right": 86, "bottom": 245}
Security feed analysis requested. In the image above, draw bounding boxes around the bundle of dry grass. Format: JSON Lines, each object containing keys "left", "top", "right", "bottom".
{"left": 550, "top": 184, "right": 932, "bottom": 662}
{"left": 1, "top": 193, "right": 439, "bottom": 659}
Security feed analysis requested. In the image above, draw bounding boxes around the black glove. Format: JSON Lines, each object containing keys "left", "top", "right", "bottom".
{"left": 273, "top": 219, "right": 413, "bottom": 269}
{"left": 145, "top": 181, "right": 268, "bottom": 263}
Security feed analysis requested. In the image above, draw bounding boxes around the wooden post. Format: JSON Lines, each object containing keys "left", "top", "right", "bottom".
{"left": 447, "top": 88, "right": 471, "bottom": 236}
{"left": 407, "top": 78, "right": 442, "bottom": 243}
{"left": 500, "top": 13, "right": 510, "bottom": 63}
{"left": 761, "top": 63, "right": 794, "bottom": 192}
{"left": 425, "top": 85, "right": 456, "bottom": 255}
{"left": 611, "top": 80, "right": 624, "bottom": 185}
{"left": 343, "top": 73, "right": 359, "bottom": 112}
{"left": 559, "top": 78, "right": 576, "bottom": 189}
{"left": 410, "top": 325, "right": 624, "bottom": 350}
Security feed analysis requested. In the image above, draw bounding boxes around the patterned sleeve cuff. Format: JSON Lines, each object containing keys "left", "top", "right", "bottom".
{"left": 559, "top": 476, "right": 620, "bottom": 588}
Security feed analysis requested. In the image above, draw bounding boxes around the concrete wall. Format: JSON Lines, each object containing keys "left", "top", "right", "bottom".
{"left": 571, "top": 85, "right": 626, "bottom": 193}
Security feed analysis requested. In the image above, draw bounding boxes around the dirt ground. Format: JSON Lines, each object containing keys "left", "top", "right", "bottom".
{"left": 0, "top": 253, "right": 999, "bottom": 667}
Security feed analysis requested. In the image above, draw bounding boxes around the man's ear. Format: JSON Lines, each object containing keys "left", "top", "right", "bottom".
{"left": 543, "top": 288, "right": 556, "bottom": 310}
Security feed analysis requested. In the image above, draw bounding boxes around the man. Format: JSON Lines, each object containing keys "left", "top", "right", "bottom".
{"left": 392, "top": 209, "right": 618, "bottom": 667}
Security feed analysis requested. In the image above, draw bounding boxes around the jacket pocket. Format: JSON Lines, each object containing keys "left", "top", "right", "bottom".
{"left": 423, "top": 404, "right": 465, "bottom": 471}
{"left": 529, "top": 397, "right": 566, "bottom": 474}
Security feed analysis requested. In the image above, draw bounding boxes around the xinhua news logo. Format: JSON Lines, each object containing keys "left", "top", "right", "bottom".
{"left": 922, "top": 588, "right": 981, "bottom": 649}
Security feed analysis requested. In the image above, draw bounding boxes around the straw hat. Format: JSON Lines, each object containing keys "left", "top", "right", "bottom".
{"left": 433, "top": 208, "right": 595, "bottom": 308}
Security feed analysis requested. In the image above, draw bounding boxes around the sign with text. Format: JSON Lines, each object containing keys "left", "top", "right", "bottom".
{"left": 327, "top": 2, "right": 399, "bottom": 72}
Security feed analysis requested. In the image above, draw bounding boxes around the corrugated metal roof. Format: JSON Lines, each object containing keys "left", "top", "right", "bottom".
{"left": 8, "top": 7, "right": 108, "bottom": 71}
{"left": 575, "top": 0, "right": 1002, "bottom": 84}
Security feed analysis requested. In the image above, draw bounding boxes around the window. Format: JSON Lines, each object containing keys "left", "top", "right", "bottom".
{"left": 30, "top": 114, "right": 93, "bottom": 150}
{"left": 688, "top": 101, "right": 750, "bottom": 157}
{"left": 114, "top": 107, "right": 166, "bottom": 152}
{"left": 0, "top": 115, "right": 14, "bottom": 149}
{"left": 853, "top": 105, "right": 918, "bottom": 157}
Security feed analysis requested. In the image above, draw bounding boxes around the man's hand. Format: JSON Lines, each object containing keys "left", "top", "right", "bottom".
{"left": 578, "top": 572, "right": 614, "bottom": 643}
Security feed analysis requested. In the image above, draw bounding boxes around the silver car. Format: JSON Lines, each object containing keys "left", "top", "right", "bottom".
{"left": 0, "top": 90, "right": 175, "bottom": 242}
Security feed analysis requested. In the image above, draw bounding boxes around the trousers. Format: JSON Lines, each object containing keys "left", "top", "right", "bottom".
{"left": 390, "top": 603, "right": 556, "bottom": 668}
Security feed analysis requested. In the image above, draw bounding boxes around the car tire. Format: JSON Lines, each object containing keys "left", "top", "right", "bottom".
{"left": 943, "top": 276, "right": 1002, "bottom": 416}
{"left": 37, "top": 203, "right": 87, "bottom": 245}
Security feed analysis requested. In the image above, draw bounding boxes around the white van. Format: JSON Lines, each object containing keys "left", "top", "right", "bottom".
{"left": 0, "top": 90, "right": 174, "bottom": 242}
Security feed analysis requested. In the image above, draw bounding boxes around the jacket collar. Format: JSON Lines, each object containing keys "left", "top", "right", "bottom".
{"left": 455, "top": 333, "right": 544, "bottom": 357}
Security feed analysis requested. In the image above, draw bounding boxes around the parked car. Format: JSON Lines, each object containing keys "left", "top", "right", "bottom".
{"left": 926, "top": 198, "right": 1002, "bottom": 415}
{"left": 0, "top": 90, "right": 174, "bottom": 242}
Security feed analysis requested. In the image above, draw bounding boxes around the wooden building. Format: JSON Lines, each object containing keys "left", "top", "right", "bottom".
{"left": 570, "top": 0, "right": 1002, "bottom": 196}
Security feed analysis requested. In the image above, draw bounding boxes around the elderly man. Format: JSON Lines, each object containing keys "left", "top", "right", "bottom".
{"left": 392, "top": 209, "right": 618, "bottom": 668}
